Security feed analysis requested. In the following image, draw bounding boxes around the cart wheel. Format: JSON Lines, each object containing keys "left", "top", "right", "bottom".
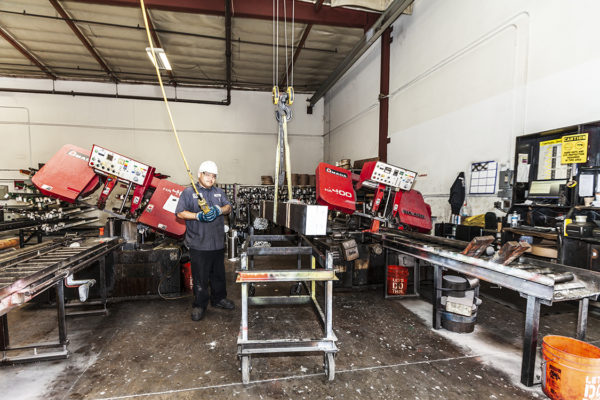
{"left": 324, "top": 353, "right": 335, "bottom": 381}
{"left": 290, "top": 282, "right": 302, "bottom": 295}
{"left": 241, "top": 356, "right": 250, "bottom": 384}
{"left": 249, "top": 283, "right": 256, "bottom": 297}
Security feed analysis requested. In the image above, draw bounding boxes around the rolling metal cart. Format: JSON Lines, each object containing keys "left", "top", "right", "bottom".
{"left": 236, "top": 232, "right": 338, "bottom": 384}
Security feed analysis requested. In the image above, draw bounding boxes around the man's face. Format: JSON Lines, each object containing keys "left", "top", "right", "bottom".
{"left": 199, "top": 172, "right": 216, "bottom": 188}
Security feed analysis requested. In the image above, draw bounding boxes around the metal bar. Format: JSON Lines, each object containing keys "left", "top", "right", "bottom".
{"left": 521, "top": 295, "right": 541, "bottom": 387}
{"left": 432, "top": 265, "right": 442, "bottom": 329}
{"left": 66, "top": 0, "right": 379, "bottom": 29}
{"left": 248, "top": 295, "right": 312, "bottom": 306}
{"left": 99, "top": 256, "right": 107, "bottom": 309}
{"left": 56, "top": 282, "right": 67, "bottom": 346}
{"left": 249, "top": 235, "right": 297, "bottom": 241}
{"left": 49, "top": 0, "right": 118, "bottom": 82}
{"left": 224, "top": 0, "right": 232, "bottom": 104}
{"left": 325, "top": 252, "right": 334, "bottom": 339}
{"left": 0, "top": 314, "right": 8, "bottom": 351}
{"left": 246, "top": 246, "right": 313, "bottom": 256}
{"left": 239, "top": 340, "right": 337, "bottom": 354}
{"left": 236, "top": 269, "right": 337, "bottom": 283}
{"left": 261, "top": 201, "right": 328, "bottom": 236}
{"left": 378, "top": 26, "right": 391, "bottom": 162}
{"left": 0, "top": 87, "right": 230, "bottom": 105}
{"left": 577, "top": 297, "right": 589, "bottom": 340}
{"left": 0, "top": 26, "right": 56, "bottom": 79}
{"left": 309, "top": 0, "right": 413, "bottom": 107}
{"left": 279, "top": 23, "right": 313, "bottom": 88}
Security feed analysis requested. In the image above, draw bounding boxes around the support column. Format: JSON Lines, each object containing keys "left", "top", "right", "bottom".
{"left": 56, "top": 282, "right": 67, "bottom": 346}
{"left": 521, "top": 295, "right": 541, "bottom": 386}
{"left": 577, "top": 297, "right": 589, "bottom": 340}
{"left": 432, "top": 265, "right": 442, "bottom": 329}
{"left": 378, "top": 27, "right": 392, "bottom": 163}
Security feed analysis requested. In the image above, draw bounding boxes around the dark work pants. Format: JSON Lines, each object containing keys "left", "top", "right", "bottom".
{"left": 190, "top": 248, "right": 227, "bottom": 309}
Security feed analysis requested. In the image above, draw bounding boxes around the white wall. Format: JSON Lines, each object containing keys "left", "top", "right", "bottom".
{"left": 0, "top": 81, "right": 323, "bottom": 187}
{"left": 324, "top": 0, "right": 600, "bottom": 222}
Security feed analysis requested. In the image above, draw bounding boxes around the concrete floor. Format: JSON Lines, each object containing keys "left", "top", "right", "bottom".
{"left": 2, "top": 257, "right": 599, "bottom": 400}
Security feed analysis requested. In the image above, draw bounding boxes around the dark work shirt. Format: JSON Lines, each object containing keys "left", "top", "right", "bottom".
{"left": 175, "top": 183, "right": 231, "bottom": 251}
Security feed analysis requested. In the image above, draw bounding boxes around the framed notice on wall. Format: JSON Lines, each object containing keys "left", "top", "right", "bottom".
{"left": 469, "top": 161, "right": 497, "bottom": 194}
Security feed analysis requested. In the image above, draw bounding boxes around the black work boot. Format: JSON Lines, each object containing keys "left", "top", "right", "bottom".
{"left": 212, "top": 298, "right": 235, "bottom": 310}
{"left": 191, "top": 307, "right": 206, "bottom": 321}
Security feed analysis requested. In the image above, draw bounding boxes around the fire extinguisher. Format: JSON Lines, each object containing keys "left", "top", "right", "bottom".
{"left": 180, "top": 255, "right": 193, "bottom": 292}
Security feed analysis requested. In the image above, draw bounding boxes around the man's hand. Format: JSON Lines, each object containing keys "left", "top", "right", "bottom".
{"left": 196, "top": 212, "right": 210, "bottom": 222}
{"left": 211, "top": 205, "right": 222, "bottom": 217}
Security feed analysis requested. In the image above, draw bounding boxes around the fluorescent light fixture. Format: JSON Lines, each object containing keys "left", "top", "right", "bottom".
{"left": 146, "top": 47, "right": 172, "bottom": 71}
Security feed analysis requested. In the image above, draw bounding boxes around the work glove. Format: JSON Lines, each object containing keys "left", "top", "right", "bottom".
{"left": 205, "top": 206, "right": 221, "bottom": 222}
{"left": 196, "top": 212, "right": 210, "bottom": 222}
{"left": 211, "top": 205, "right": 222, "bottom": 217}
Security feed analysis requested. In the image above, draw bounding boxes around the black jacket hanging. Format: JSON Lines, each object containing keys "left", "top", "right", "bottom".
{"left": 449, "top": 172, "right": 465, "bottom": 215}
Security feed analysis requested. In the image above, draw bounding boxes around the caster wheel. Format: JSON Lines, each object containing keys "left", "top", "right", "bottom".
{"left": 324, "top": 353, "right": 335, "bottom": 381}
{"left": 290, "top": 282, "right": 302, "bottom": 295}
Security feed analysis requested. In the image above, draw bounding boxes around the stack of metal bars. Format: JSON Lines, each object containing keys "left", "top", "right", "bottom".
{"left": 0, "top": 237, "right": 121, "bottom": 364}
{"left": 236, "top": 228, "right": 338, "bottom": 384}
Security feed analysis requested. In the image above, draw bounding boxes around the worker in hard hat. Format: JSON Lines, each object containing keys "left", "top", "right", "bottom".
{"left": 176, "top": 160, "right": 234, "bottom": 321}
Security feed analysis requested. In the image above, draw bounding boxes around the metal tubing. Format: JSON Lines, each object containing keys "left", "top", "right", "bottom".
{"left": 241, "top": 282, "right": 248, "bottom": 342}
{"left": 56, "top": 282, "right": 67, "bottom": 346}
{"left": 432, "top": 265, "right": 442, "bottom": 329}
{"left": 99, "top": 257, "right": 107, "bottom": 312}
{"left": 521, "top": 295, "right": 541, "bottom": 386}
{"left": 577, "top": 297, "right": 589, "bottom": 340}
{"left": 0, "top": 314, "right": 8, "bottom": 351}
{"left": 378, "top": 26, "right": 391, "bottom": 162}
{"left": 326, "top": 252, "right": 334, "bottom": 339}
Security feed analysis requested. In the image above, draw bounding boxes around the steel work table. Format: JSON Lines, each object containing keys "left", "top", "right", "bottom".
{"left": 0, "top": 236, "right": 122, "bottom": 364}
{"left": 374, "top": 229, "right": 600, "bottom": 387}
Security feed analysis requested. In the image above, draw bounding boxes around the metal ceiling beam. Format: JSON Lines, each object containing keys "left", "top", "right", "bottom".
{"left": 144, "top": 9, "right": 176, "bottom": 85}
{"left": 225, "top": 0, "right": 232, "bottom": 104}
{"left": 67, "top": 0, "right": 380, "bottom": 29}
{"left": 278, "top": 23, "right": 312, "bottom": 88}
{"left": 0, "top": 26, "right": 56, "bottom": 79}
{"left": 49, "top": 0, "right": 118, "bottom": 83}
{"left": 308, "top": 0, "right": 413, "bottom": 107}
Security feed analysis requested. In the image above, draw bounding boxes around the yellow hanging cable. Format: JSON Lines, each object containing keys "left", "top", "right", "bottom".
{"left": 139, "top": 0, "right": 209, "bottom": 213}
{"left": 282, "top": 117, "right": 292, "bottom": 200}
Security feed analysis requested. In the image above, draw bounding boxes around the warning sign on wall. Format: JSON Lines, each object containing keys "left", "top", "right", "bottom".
{"left": 561, "top": 133, "right": 588, "bottom": 164}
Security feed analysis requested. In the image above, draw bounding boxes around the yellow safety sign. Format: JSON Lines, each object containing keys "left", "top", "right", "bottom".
{"left": 561, "top": 133, "right": 588, "bottom": 164}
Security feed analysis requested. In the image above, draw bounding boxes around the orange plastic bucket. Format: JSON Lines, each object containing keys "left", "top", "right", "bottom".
{"left": 542, "top": 335, "right": 600, "bottom": 400}
{"left": 387, "top": 265, "right": 409, "bottom": 295}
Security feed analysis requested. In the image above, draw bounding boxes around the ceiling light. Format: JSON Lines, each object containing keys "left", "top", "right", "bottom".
{"left": 146, "top": 47, "right": 172, "bottom": 71}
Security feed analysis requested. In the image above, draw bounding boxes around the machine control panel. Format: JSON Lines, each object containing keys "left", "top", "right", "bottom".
{"left": 88, "top": 145, "right": 150, "bottom": 184}
{"left": 370, "top": 161, "right": 417, "bottom": 190}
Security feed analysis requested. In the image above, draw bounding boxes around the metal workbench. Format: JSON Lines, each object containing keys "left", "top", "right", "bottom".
{"left": 373, "top": 229, "right": 600, "bottom": 386}
{"left": 0, "top": 236, "right": 122, "bottom": 364}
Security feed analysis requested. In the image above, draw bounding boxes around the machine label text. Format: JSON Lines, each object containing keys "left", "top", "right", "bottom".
{"left": 325, "top": 167, "right": 348, "bottom": 178}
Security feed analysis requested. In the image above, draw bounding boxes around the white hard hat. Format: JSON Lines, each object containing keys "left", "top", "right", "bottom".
{"left": 198, "top": 160, "right": 218, "bottom": 176}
